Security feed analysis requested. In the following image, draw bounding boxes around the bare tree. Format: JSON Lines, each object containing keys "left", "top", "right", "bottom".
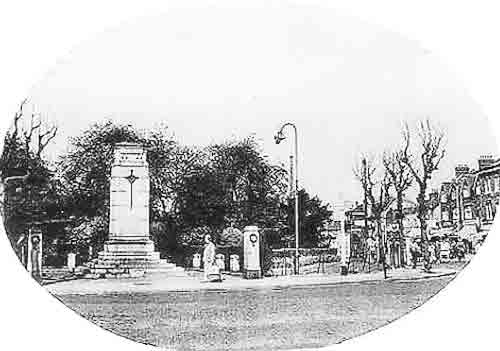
{"left": 401, "top": 119, "right": 446, "bottom": 271}
{"left": 383, "top": 150, "right": 413, "bottom": 266}
{"left": 10, "top": 98, "right": 28, "bottom": 142}
{"left": 8, "top": 99, "right": 58, "bottom": 161}
{"left": 354, "top": 156, "right": 393, "bottom": 278}
{"left": 36, "top": 122, "right": 58, "bottom": 158}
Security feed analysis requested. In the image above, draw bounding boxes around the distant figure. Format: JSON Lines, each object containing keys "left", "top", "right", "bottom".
{"left": 428, "top": 243, "right": 436, "bottom": 264}
{"left": 409, "top": 239, "right": 420, "bottom": 269}
{"left": 434, "top": 240, "right": 441, "bottom": 264}
{"left": 367, "top": 237, "right": 377, "bottom": 264}
{"left": 203, "top": 234, "right": 216, "bottom": 281}
{"left": 455, "top": 241, "right": 465, "bottom": 262}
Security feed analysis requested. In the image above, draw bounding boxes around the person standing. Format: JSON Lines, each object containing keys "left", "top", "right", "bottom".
{"left": 409, "top": 239, "right": 420, "bottom": 269}
{"left": 434, "top": 239, "right": 441, "bottom": 265}
{"left": 428, "top": 242, "right": 436, "bottom": 264}
{"left": 203, "top": 234, "right": 216, "bottom": 281}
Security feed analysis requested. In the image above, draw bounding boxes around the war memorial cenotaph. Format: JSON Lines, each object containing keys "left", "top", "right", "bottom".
{"left": 90, "top": 143, "right": 185, "bottom": 277}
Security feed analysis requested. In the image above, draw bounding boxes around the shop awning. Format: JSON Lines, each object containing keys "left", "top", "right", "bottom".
{"left": 404, "top": 227, "right": 421, "bottom": 238}
{"left": 429, "top": 227, "right": 453, "bottom": 239}
{"left": 457, "top": 224, "right": 479, "bottom": 241}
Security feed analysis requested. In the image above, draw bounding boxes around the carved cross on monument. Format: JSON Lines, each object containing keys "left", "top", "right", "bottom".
{"left": 125, "top": 169, "right": 139, "bottom": 209}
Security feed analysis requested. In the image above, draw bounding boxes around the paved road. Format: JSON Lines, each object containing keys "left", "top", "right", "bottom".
{"left": 58, "top": 276, "right": 453, "bottom": 351}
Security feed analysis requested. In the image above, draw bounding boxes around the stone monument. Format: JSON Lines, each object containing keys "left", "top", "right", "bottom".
{"left": 91, "top": 143, "right": 185, "bottom": 277}
{"left": 243, "top": 225, "right": 261, "bottom": 279}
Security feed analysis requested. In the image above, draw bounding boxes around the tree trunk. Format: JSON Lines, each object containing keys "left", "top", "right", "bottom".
{"left": 417, "top": 189, "right": 432, "bottom": 272}
{"left": 397, "top": 193, "right": 405, "bottom": 267}
{"left": 376, "top": 218, "right": 387, "bottom": 279}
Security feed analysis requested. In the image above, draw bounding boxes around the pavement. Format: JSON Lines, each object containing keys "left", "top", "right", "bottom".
{"left": 46, "top": 267, "right": 458, "bottom": 296}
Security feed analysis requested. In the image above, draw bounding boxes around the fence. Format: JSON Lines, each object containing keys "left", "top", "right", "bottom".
{"left": 270, "top": 248, "right": 338, "bottom": 276}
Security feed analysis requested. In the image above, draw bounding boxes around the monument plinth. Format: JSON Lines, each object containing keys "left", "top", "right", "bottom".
{"left": 91, "top": 143, "right": 185, "bottom": 277}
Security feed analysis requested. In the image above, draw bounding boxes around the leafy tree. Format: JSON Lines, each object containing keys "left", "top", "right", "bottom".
{"left": 285, "top": 189, "right": 333, "bottom": 248}
{"left": 65, "top": 216, "right": 107, "bottom": 256}
{"left": 209, "top": 137, "right": 288, "bottom": 228}
{"left": 144, "top": 128, "right": 202, "bottom": 221}
{"left": 176, "top": 137, "right": 288, "bottom": 234}
{"left": 177, "top": 226, "right": 217, "bottom": 247}
{"left": 58, "top": 120, "right": 141, "bottom": 218}
{"left": 219, "top": 226, "right": 243, "bottom": 247}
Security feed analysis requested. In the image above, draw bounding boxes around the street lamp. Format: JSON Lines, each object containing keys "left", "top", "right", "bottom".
{"left": 274, "top": 122, "right": 300, "bottom": 275}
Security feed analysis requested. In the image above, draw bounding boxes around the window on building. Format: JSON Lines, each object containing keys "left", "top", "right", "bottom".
{"left": 442, "top": 211, "right": 449, "bottom": 221}
{"left": 463, "top": 187, "right": 470, "bottom": 198}
{"left": 486, "top": 203, "right": 493, "bottom": 220}
{"left": 464, "top": 207, "right": 473, "bottom": 220}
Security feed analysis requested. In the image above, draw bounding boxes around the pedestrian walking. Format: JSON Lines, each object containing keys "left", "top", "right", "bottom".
{"left": 202, "top": 234, "right": 217, "bottom": 282}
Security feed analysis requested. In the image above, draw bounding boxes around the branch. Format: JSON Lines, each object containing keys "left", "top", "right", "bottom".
{"left": 401, "top": 123, "right": 423, "bottom": 187}
{"left": 11, "top": 98, "right": 28, "bottom": 140}
{"left": 37, "top": 124, "right": 58, "bottom": 157}
{"left": 22, "top": 112, "right": 42, "bottom": 152}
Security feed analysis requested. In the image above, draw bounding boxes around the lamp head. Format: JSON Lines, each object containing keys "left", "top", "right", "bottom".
{"left": 274, "top": 131, "right": 285, "bottom": 144}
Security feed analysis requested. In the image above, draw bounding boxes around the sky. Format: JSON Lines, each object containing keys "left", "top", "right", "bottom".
{"left": 16, "top": 4, "right": 498, "bottom": 205}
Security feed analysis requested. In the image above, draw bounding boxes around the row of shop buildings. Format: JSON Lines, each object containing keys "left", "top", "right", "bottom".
{"left": 327, "top": 155, "right": 498, "bottom": 268}
{"left": 437, "top": 155, "right": 499, "bottom": 241}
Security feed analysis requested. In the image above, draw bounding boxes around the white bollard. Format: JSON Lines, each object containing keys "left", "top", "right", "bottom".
{"left": 192, "top": 253, "right": 201, "bottom": 269}
{"left": 230, "top": 254, "right": 240, "bottom": 272}
{"left": 215, "top": 254, "right": 225, "bottom": 271}
{"left": 67, "top": 253, "right": 76, "bottom": 271}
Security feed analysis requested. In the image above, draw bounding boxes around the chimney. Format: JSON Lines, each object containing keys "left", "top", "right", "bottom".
{"left": 478, "top": 155, "right": 495, "bottom": 171}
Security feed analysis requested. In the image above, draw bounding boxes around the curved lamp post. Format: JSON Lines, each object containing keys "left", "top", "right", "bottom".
{"left": 274, "top": 122, "right": 300, "bottom": 275}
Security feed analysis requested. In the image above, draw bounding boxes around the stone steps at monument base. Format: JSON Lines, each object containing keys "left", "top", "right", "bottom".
{"left": 146, "top": 266, "right": 188, "bottom": 277}
{"left": 91, "top": 261, "right": 178, "bottom": 269}
{"left": 86, "top": 256, "right": 187, "bottom": 278}
{"left": 98, "top": 252, "right": 161, "bottom": 257}
{"left": 87, "top": 267, "right": 187, "bottom": 278}
{"left": 95, "top": 257, "right": 163, "bottom": 264}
